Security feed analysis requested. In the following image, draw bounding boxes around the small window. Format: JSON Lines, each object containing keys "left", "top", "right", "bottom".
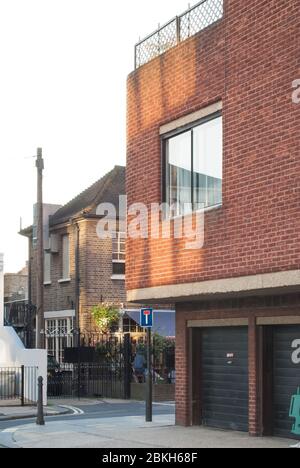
{"left": 164, "top": 113, "right": 222, "bottom": 216}
{"left": 112, "top": 262, "right": 125, "bottom": 276}
{"left": 44, "top": 252, "right": 51, "bottom": 283}
{"left": 112, "top": 232, "right": 125, "bottom": 277}
{"left": 62, "top": 235, "right": 70, "bottom": 280}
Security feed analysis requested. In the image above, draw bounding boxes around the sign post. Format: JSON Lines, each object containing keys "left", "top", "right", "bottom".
{"left": 140, "top": 308, "right": 153, "bottom": 423}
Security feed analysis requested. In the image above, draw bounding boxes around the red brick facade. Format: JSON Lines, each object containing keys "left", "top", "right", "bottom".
{"left": 127, "top": 0, "right": 300, "bottom": 437}
{"left": 127, "top": 0, "right": 300, "bottom": 291}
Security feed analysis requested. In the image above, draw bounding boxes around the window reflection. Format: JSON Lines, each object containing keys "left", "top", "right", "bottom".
{"left": 165, "top": 115, "right": 222, "bottom": 215}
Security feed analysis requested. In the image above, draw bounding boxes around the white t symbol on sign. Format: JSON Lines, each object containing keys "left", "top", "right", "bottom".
{"left": 291, "top": 339, "right": 300, "bottom": 364}
{"left": 144, "top": 311, "right": 151, "bottom": 325}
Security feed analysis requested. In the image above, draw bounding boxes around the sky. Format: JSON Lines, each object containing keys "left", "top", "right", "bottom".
{"left": 0, "top": 0, "right": 191, "bottom": 273}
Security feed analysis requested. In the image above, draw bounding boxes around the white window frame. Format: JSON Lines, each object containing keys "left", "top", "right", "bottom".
{"left": 45, "top": 317, "right": 74, "bottom": 363}
{"left": 163, "top": 111, "right": 223, "bottom": 218}
{"left": 112, "top": 232, "right": 125, "bottom": 279}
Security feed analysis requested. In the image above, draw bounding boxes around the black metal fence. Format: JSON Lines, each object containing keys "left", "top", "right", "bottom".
{"left": 47, "top": 331, "right": 176, "bottom": 400}
{"left": 47, "top": 333, "right": 132, "bottom": 400}
{"left": 0, "top": 366, "right": 38, "bottom": 406}
{"left": 135, "top": 0, "right": 224, "bottom": 68}
{"left": 48, "top": 363, "right": 127, "bottom": 399}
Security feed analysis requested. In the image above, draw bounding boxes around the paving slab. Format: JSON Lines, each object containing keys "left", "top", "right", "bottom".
{"left": 1, "top": 413, "right": 297, "bottom": 449}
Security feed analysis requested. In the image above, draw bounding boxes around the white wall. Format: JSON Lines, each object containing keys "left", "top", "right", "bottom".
{"left": 0, "top": 253, "right": 47, "bottom": 404}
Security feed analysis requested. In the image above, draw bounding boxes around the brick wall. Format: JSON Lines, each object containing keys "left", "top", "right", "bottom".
{"left": 4, "top": 272, "right": 28, "bottom": 302}
{"left": 44, "top": 224, "right": 76, "bottom": 312}
{"left": 38, "top": 218, "right": 126, "bottom": 331}
{"left": 126, "top": 0, "right": 300, "bottom": 292}
{"left": 79, "top": 219, "right": 127, "bottom": 331}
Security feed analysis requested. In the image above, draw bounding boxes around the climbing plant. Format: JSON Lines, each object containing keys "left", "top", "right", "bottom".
{"left": 91, "top": 303, "right": 121, "bottom": 333}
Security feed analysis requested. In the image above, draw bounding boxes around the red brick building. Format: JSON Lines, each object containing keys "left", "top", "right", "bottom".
{"left": 127, "top": 0, "right": 300, "bottom": 438}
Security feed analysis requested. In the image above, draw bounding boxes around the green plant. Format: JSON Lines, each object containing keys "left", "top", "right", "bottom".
{"left": 153, "top": 334, "right": 175, "bottom": 355}
{"left": 91, "top": 303, "right": 120, "bottom": 333}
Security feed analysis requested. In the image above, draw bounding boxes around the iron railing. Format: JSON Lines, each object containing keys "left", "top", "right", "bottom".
{"left": 47, "top": 333, "right": 132, "bottom": 400}
{"left": 47, "top": 363, "right": 127, "bottom": 400}
{"left": 0, "top": 366, "right": 38, "bottom": 406}
{"left": 135, "top": 0, "right": 224, "bottom": 69}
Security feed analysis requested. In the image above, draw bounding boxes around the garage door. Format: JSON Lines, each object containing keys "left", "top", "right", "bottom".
{"left": 202, "top": 327, "right": 249, "bottom": 432}
{"left": 273, "top": 326, "right": 300, "bottom": 438}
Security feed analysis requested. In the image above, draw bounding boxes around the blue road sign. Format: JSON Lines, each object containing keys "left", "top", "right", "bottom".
{"left": 140, "top": 308, "right": 153, "bottom": 328}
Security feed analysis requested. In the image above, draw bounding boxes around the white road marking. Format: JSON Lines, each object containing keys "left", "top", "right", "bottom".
{"left": 3, "top": 427, "right": 18, "bottom": 433}
{"left": 59, "top": 405, "right": 85, "bottom": 415}
{"left": 290, "top": 442, "right": 300, "bottom": 448}
{"left": 153, "top": 402, "right": 175, "bottom": 407}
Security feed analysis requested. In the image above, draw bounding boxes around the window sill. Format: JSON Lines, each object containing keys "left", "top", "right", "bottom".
{"left": 111, "top": 275, "right": 125, "bottom": 281}
{"left": 44, "top": 282, "right": 52, "bottom": 286}
{"left": 164, "top": 203, "right": 222, "bottom": 222}
{"left": 58, "top": 278, "right": 71, "bottom": 284}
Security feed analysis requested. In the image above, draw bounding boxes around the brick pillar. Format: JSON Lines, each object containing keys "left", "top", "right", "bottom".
{"left": 248, "top": 316, "right": 260, "bottom": 436}
{"left": 175, "top": 311, "right": 190, "bottom": 426}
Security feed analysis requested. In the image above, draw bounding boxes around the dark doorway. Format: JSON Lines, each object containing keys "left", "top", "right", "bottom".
{"left": 273, "top": 326, "right": 300, "bottom": 439}
{"left": 261, "top": 325, "right": 300, "bottom": 439}
{"left": 201, "top": 327, "right": 249, "bottom": 432}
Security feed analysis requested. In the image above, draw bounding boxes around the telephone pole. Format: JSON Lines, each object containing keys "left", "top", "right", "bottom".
{"left": 36, "top": 148, "right": 44, "bottom": 349}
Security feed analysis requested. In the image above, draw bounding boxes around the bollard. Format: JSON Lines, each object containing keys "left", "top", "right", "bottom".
{"left": 36, "top": 376, "right": 45, "bottom": 426}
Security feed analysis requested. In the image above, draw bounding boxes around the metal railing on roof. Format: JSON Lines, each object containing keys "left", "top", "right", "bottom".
{"left": 135, "top": 0, "right": 224, "bottom": 69}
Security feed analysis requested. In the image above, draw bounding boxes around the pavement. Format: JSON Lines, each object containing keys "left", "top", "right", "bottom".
{"left": 0, "top": 403, "right": 70, "bottom": 422}
{"left": 0, "top": 409, "right": 298, "bottom": 449}
{"left": 0, "top": 399, "right": 298, "bottom": 449}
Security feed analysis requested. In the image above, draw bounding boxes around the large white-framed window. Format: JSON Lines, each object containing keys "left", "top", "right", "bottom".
{"left": 61, "top": 235, "right": 70, "bottom": 280}
{"left": 163, "top": 113, "right": 223, "bottom": 217}
{"left": 45, "top": 317, "right": 74, "bottom": 363}
{"left": 112, "top": 232, "right": 125, "bottom": 278}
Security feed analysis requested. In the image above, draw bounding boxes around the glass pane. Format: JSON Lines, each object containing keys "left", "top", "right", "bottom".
{"left": 113, "top": 263, "right": 125, "bottom": 275}
{"left": 193, "top": 116, "right": 223, "bottom": 208}
{"left": 166, "top": 131, "right": 192, "bottom": 216}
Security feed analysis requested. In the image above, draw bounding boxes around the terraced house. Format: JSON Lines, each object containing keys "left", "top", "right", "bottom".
{"left": 127, "top": 0, "right": 300, "bottom": 438}
{"left": 20, "top": 166, "right": 129, "bottom": 361}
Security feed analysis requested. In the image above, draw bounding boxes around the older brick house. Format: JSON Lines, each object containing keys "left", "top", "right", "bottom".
{"left": 127, "top": 0, "right": 300, "bottom": 438}
{"left": 21, "top": 166, "right": 131, "bottom": 360}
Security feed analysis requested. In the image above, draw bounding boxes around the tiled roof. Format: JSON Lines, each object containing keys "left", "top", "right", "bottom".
{"left": 49, "top": 165, "right": 125, "bottom": 226}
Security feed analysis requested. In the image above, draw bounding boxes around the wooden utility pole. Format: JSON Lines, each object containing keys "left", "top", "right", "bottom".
{"left": 36, "top": 148, "right": 44, "bottom": 349}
